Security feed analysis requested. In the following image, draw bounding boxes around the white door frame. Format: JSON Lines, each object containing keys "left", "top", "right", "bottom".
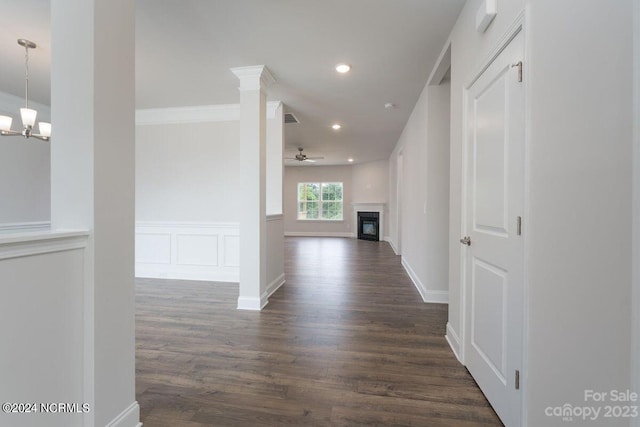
{"left": 459, "top": 11, "right": 527, "bottom": 426}
{"left": 396, "top": 148, "right": 404, "bottom": 255}
{"left": 632, "top": 1, "right": 640, "bottom": 424}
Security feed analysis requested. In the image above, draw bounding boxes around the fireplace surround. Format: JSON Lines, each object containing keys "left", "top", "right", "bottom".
{"left": 352, "top": 203, "right": 385, "bottom": 242}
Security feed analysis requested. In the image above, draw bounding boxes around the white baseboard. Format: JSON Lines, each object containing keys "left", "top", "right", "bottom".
{"left": 263, "top": 273, "right": 285, "bottom": 300}
{"left": 385, "top": 237, "right": 399, "bottom": 255}
{"left": 285, "top": 231, "right": 354, "bottom": 238}
{"left": 0, "top": 221, "right": 51, "bottom": 233}
{"left": 106, "top": 401, "right": 141, "bottom": 427}
{"left": 401, "top": 257, "right": 449, "bottom": 304}
{"left": 237, "top": 296, "right": 266, "bottom": 311}
{"left": 238, "top": 274, "right": 285, "bottom": 311}
{"left": 446, "top": 322, "right": 463, "bottom": 363}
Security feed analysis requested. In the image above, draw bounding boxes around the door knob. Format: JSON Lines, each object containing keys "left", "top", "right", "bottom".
{"left": 460, "top": 236, "right": 471, "bottom": 246}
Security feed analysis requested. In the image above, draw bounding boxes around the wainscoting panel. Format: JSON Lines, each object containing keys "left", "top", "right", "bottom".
{"left": 135, "top": 222, "right": 239, "bottom": 282}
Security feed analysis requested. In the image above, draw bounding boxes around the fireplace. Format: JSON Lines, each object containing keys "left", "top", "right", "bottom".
{"left": 357, "top": 211, "right": 380, "bottom": 241}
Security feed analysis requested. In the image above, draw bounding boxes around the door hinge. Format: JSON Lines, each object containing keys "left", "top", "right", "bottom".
{"left": 515, "top": 370, "right": 520, "bottom": 390}
{"left": 511, "top": 61, "right": 523, "bottom": 82}
{"left": 517, "top": 216, "right": 522, "bottom": 236}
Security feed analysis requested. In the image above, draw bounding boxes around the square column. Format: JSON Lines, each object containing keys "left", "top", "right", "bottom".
{"left": 51, "top": 0, "right": 137, "bottom": 425}
{"left": 231, "top": 65, "right": 275, "bottom": 310}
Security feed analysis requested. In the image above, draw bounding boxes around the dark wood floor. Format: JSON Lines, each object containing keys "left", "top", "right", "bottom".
{"left": 136, "top": 237, "right": 502, "bottom": 426}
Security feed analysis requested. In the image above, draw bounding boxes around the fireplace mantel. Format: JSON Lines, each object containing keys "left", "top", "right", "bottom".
{"left": 352, "top": 203, "right": 386, "bottom": 240}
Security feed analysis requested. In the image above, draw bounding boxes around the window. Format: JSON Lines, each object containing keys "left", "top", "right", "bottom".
{"left": 297, "top": 182, "right": 343, "bottom": 220}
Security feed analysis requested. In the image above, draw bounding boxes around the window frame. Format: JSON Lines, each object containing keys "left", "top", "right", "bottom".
{"left": 296, "top": 182, "right": 344, "bottom": 221}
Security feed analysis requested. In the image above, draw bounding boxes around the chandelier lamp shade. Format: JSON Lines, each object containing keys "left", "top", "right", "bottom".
{"left": 0, "top": 39, "right": 51, "bottom": 142}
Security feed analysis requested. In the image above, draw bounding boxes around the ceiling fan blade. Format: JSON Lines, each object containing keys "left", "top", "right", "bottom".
{"left": 304, "top": 159, "right": 316, "bottom": 163}
{"left": 306, "top": 156, "right": 324, "bottom": 160}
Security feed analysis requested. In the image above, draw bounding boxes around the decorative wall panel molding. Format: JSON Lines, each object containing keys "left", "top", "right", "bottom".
{"left": 135, "top": 221, "right": 239, "bottom": 282}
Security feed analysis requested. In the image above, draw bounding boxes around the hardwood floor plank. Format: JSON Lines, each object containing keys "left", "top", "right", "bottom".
{"left": 136, "top": 237, "right": 502, "bottom": 426}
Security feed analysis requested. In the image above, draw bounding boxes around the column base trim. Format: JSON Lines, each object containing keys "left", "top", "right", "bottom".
{"left": 105, "top": 401, "right": 141, "bottom": 427}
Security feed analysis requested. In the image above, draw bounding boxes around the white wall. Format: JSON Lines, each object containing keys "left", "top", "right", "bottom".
{"left": 352, "top": 160, "right": 389, "bottom": 204}
{"left": 526, "top": 1, "right": 633, "bottom": 425}
{"left": 0, "top": 91, "right": 50, "bottom": 227}
{"left": 51, "top": 0, "right": 138, "bottom": 424}
{"left": 425, "top": 81, "right": 450, "bottom": 294}
{"left": 0, "top": 232, "right": 88, "bottom": 427}
{"left": 633, "top": 0, "right": 640, "bottom": 422}
{"left": 136, "top": 121, "right": 240, "bottom": 222}
{"left": 284, "top": 165, "right": 353, "bottom": 236}
{"left": 135, "top": 104, "right": 284, "bottom": 287}
{"left": 390, "top": 0, "right": 635, "bottom": 424}
{"left": 284, "top": 160, "right": 389, "bottom": 237}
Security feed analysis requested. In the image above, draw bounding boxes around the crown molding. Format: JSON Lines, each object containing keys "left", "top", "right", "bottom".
{"left": 136, "top": 101, "right": 283, "bottom": 125}
{"left": 136, "top": 104, "right": 240, "bottom": 125}
{"left": 230, "top": 65, "right": 276, "bottom": 91}
{"left": 267, "top": 101, "right": 282, "bottom": 119}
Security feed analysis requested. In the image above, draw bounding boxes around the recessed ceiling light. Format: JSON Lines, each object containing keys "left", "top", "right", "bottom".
{"left": 332, "top": 123, "right": 341, "bottom": 130}
{"left": 384, "top": 103, "right": 396, "bottom": 109}
{"left": 348, "top": 158, "right": 354, "bottom": 163}
{"left": 335, "top": 63, "right": 351, "bottom": 74}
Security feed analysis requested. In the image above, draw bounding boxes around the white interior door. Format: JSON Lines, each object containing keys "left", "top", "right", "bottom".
{"left": 462, "top": 31, "right": 524, "bottom": 426}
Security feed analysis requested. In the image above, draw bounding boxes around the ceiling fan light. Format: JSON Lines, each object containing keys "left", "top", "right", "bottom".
{"left": 0, "top": 115, "right": 12, "bottom": 132}
{"left": 39, "top": 122, "right": 51, "bottom": 137}
{"left": 20, "top": 108, "right": 37, "bottom": 128}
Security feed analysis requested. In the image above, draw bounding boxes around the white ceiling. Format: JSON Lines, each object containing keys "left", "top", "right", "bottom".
{"left": 0, "top": 0, "right": 464, "bottom": 165}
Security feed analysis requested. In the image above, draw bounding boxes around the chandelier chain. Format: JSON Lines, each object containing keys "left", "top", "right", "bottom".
{"left": 24, "top": 44, "right": 29, "bottom": 109}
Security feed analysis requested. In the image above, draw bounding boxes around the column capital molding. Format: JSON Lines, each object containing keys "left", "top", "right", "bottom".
{"left": 230, "top": 65, "right": 275, "bottom": 91}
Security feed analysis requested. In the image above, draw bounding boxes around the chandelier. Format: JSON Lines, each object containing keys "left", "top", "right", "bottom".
{"left": 0, "top": 39, "right": 51, "bottom": 141}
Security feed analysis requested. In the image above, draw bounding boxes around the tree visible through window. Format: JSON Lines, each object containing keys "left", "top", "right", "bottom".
{"left": 297, "top": 182, "right": 343, "bottom": 220}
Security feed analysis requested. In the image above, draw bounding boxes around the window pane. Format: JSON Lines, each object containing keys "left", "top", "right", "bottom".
{"left": 306, "top": 202, "right": 319, "bottom": 219}
{"left": 322, "top": 201, "right": 343, "bottom": 220}
{"left": 299, "top": 182, "right": 342, "bottom": 220}
{"left": 298, "top": 183, "right": 320, "bottom": 202}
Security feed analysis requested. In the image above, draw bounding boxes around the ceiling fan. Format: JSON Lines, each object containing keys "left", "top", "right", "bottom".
{"left": 285, "top": 147, "right": 324, "bottom": 163}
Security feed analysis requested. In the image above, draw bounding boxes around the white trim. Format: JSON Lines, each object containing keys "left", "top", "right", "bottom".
{"left": 445, "top": 322, "right": 463, "bottom": 363}
{"left": 384, "top": 237, "right": 398, "bottom": 255}
{"left": 352, "top": 203, "right": 386, "bottom": 242}
{"left": 401, "top": 257, "right": 449, "bottom": 304}
{"left": 105, "top": 401, "right": 141, "bottom": 427}
{"left": 522, "top": 9, "right": 532, "bottom": 427}
{"left": 284, "top": 231, "right": 354, "bottom": 238}
{"left": 237, "top": 296, "right": 266, "bottom": 311}
{"left": 231, "top": 65, "right": 276, "bottom": 91}
{"left": 135, "top": 101, "right": 282, "bottom": 125}
{"left": 267, "top": 101, "right": 283, "bottom": 119}
{"left": 136, "top": 221, "right": 238, "bottom": 229}
{"left": 464, "top": 10, "right": 525, "bottom": 89}
{"left": 427, "top": 42, "right": 452, "bottom": 86}
{"left": 0, "top": 230, "right": 88, "bottom": 260}
{"left": 0, "top": 221, "right": 51, "bottom": 233}
{"left": 632, "top": 0, "right": 640, "bottom": 420}
{"left": 263, "top": 273, "right": 286, "bottom": 301}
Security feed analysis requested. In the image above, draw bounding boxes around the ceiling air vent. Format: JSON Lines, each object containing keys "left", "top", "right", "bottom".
{"left": 284, "top": 113, "right": 299, "bottom": 124}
